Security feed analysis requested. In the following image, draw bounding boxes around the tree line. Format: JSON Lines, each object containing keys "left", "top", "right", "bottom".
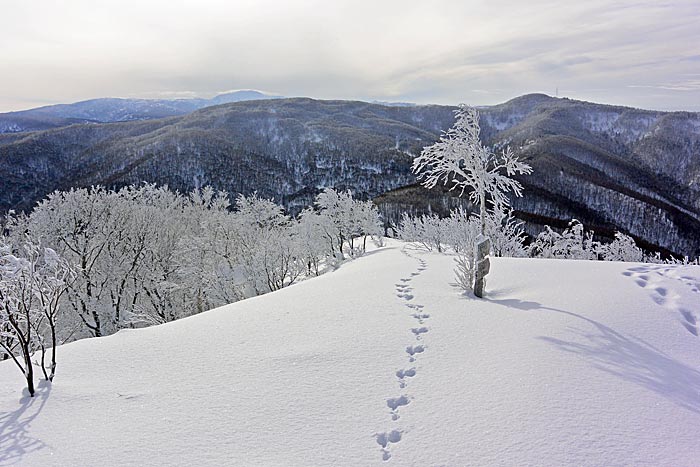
{"left": 1, "top": 185, "right": 382, "bottom": 395}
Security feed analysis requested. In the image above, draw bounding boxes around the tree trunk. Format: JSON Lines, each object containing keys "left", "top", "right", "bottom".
{"left": 479, "top": 189, "right": 486, "bottom": 236}
{"left": 22, "top": 345, "right": 35, "bottom": 397}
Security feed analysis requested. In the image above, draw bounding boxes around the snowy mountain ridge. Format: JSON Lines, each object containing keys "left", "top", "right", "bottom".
{"left": 1, "top": 239, "right": 699, "bottom": 466}
{"left": 0, "top": 90, "right": 282, "bottom": 132}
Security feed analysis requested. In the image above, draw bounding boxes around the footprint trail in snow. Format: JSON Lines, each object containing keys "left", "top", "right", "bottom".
{"left": 376, "top": 247, "right": 432, "bottom": 461}
{"left": 624, "top": 265, "right": 700, "bottom": 337}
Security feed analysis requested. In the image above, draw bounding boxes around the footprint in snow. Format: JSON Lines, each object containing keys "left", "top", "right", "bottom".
{"left": 375, "top": 430, "right": 402, "bottom": 461}
{"left": 387, "top": 395, "right": 410, "bottom": 420}
{"left": 411, "top": 327, "right": 429, "bottom": 339}
{"left": 625, "top": 267, "right": 699, "bottom": 337}
{"left": 411, "top": 313, "right": 430, "bottom": 324}
{"left": 406, "top": 345, "right": 425, "bottom": 362}
{"left": 396, "top": 368, "right": 416, "bottom": 388}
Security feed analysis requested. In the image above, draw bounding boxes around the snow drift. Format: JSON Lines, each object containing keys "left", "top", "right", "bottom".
{"left": 1, "top": 240, "right": 699, "bottom": 466}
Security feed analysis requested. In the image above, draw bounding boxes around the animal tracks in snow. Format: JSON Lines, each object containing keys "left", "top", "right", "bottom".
{"left": 375, "top": 247, "right": 433, "bottom": 462}
{"left": 625, "top": 265, "right": 700, "bottom": 337}
{"left": 386, "top": 395, "right": 410, "bottom": 420}
{"left": 405, "top": 344, "right": 425, "bottom": 362}
{"left": 396, "top": 368, "right": 416, "bottom": 388}
{"left": 375, "top": 430, "right": 402, "bottom": 461}
{"left": 411, "top": 313, "right": 430, "bottom": 324}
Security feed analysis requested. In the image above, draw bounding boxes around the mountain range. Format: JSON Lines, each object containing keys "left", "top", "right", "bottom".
{"left": 0, "top": 93, "right": 698, "bottom": 257}
{"left": 0, "top": 90, "right": 281, "bottom": 133}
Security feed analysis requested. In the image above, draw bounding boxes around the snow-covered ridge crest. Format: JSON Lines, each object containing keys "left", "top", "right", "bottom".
{"left": 1, "top": 239, "right": 699, "bottom": 466}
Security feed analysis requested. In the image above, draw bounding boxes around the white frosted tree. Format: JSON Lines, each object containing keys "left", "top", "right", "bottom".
{"left": 0, "top": 239, "right": 73, "bottom": 396}
{"left": 412, "top": 104, "right": 532, "bottom": 235}
{"left": 412, "top": 104, "right": 531, "bottom": 296}
{"left": 356, "top": 200, "right": 383, "bottom": 252}
{"left": 232, "top": 193, "right": 303, "bottom": 293}
{"left": 315, "top": 188, "right": 379, "bottom": 258}
{"left": 296, "top": 208, "right": 329, "bottom": 276}
{"left": 19, "top": 187, "right": 118, "bottom": 338}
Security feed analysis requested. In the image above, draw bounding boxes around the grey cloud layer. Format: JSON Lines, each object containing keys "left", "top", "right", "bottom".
{"left": 1, "top": 0, "right": 698, "bottom": 111}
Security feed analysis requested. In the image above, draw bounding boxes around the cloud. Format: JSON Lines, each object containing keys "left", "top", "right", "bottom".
{"left": 0, "top": 0, "right": 698, "bottom": 111}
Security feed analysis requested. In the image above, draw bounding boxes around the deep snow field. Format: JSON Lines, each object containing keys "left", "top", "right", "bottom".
{"left": 1, "top": 239, "right": 699, "bottom": 466}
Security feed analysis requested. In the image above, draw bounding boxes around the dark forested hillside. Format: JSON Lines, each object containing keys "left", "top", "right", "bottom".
{"left": 1, "top": 95, "right": 699, "bottom": 256}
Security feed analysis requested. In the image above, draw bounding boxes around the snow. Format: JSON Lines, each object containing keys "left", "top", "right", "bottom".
{"left": 1, "top": 239, "right": 699, "bottom": 466}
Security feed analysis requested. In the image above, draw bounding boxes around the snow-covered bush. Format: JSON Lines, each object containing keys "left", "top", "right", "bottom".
{"left": 439, "top": 208, "right": 479, "bottom": 254}
{"left": 528, "top": 220, "right": 671, "bottom": 263}
{"left": 396, "top": 207, "right": 526, "bottom": 293}
{"left": 484, "top": 211, "right": 527, "bottom": 258}
{"left": 395, "top": 212, "right": 445, "bottom": 252}
{"left": 529, "top": 220, "right": 598, "bottom": 260}
{"left": 599, "top": 232, "right": 644, "bottom": 262}
{"left": 397, "top": 208, "right": 525, "bottom": 259}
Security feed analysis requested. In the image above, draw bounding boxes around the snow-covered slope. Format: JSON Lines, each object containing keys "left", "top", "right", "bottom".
{"left": 1, "top": 240, "right": 699, "bottom": 466}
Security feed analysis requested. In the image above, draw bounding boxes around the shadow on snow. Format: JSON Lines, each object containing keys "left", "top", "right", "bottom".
{"left": 0, "top": 380, "right": 51, "bottom": 465}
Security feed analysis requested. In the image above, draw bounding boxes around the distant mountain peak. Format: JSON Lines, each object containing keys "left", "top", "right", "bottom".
{"left": 210, "top": 90, "right": 283, "bottom": 105}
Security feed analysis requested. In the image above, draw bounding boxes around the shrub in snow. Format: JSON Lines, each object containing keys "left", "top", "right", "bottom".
{"left": 529, "top": 220, "right": 598, "bottom": 260}
{"left": 599, "top": 232, "right": 644, "bottom": 262}
{"left": 484, "top": 210, "right": 527, "bottom": 258}
{"left": 527, "top": 220, "right": 671, "bottom": 263}
{"left": 395, "top": 212, "right": 445, "bottom": 252}
{"left": 396, "top": 207, "right": 526, "bottom": 294}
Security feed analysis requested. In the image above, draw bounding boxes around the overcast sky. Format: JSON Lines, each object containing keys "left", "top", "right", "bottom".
{"left": 1, "top": 0, "right": 699, "bottom": 112}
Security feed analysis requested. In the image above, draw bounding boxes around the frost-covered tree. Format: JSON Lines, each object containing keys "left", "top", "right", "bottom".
{"left": 18, "top": 187, "right": 118, "bottom": 337}
{"left": 356, "top": 200, "right": 383, "bottom": 252}
{"left": 485, "top": 211, "right": 527, "bottom": 258}
{"left": 231, "top": 193, "right": 304, "bottom": 293}
{"left": 412, "top": 104, "right": 531, "bottom": 296}
{"left": 315, "top": 188, "right": 381, "bottom": 258}
{"left": 412, "top": 104, "right": 532, "bottom": 235}
{"left": 296, "top": 208, "right": 329, "bottom": 276}
{"left": 315, "top": 188, "right": 353, "bottom": 259}
{"left": 0, "top": 183, "right": 384, "bottom": 353}
{"left": 396, "top": 213, "right": 445, "bottom": 252}
{"left": 0, "top": 239, "right": 73, "bottom": 396}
